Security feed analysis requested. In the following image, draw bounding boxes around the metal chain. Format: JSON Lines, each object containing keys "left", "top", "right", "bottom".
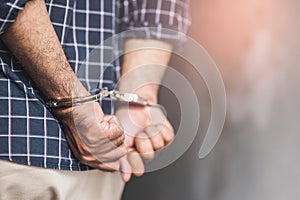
{"left": 45, "top": 87, "right": 160, "bottom": 109}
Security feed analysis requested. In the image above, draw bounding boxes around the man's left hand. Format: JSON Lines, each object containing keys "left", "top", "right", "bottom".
{"left": 116, "top": 103, "right": 175, "bottom": 182}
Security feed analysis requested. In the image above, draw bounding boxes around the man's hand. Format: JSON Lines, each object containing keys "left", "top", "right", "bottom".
{"left": 117, "top": 104, "right": 174, "bottom": 154}
{"left": 1, "top": 0, "right": 126, "bottom": 171}
{"left": 54, "top": 102, "right": 127, "bottom": 171}
{"left": 116, "top": 38, "right": 174, "bottom": 182}
{"left": 117, "top": 102, "right": 175, "bottom": 182}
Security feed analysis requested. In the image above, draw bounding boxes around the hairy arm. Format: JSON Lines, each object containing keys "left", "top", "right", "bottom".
{"left": 1, "top": 0, "right": 87, "bottom": 99}
{"left": 1, "top": 0, "right": 126, "bottom": 171}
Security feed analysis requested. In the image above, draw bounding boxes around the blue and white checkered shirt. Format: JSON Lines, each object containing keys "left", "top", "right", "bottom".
{"left": 0, "top": 0, "right": 190, "bottom": 171}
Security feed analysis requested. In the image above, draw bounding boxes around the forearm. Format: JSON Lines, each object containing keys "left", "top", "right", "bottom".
{"left": 119, "top": 39, "right": 173, "bottom": 102}
{"left": 0, "top": 0, "right": 89, "bottom": 100}
{"left": 117, "top": 39, "right": 175, "bottom": 176}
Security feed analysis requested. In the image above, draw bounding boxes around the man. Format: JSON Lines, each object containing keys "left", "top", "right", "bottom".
{"left": 0, "top": 0, "right": 190, "bottom": 199}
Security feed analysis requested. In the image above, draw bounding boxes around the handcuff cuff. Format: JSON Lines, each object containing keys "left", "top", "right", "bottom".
{"left": 45, "top": 87, "right": 161, "bottom": 109}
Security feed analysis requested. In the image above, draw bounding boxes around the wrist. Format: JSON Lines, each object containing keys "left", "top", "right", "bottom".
{"left": 118, "top": 84, "right": 159, "bottom": 103}
{"left": 51, "top": 102, "right": 104, "bottom": 124}
{"left": 134, "top": 88, "right": 158, "bottom": 103}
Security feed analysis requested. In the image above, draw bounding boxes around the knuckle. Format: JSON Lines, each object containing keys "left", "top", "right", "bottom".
{"left": 109, "top": 126, "right": 124, "bottom": 141}
{"left": 115, "top": 134, "right": 125, "bottom": 147}
{"left": 141, "top": 152, "right": 155, "bottom": 161}
{"left": 153, "top": 139, "right": 164, "bottom": 150}
{"left": 165, "top": 134, "right": 175, "bottom": 143}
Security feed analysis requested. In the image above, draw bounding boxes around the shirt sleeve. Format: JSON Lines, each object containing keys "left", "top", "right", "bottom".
{"left": 117, "top": 0, "right": 191, "bottom": 47}
{"left": 0, "top": 0, "right": 31, "bottom": 35}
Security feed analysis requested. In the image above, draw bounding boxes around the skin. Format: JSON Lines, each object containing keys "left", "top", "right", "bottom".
{"left": 118, "top": 39, "right": 175, "bottom": 182}
{"left": 1, "top": 0, "right": 126, "bottom": 171}
{"left": 1, "top": 0, "right": 175, "bottom": 181}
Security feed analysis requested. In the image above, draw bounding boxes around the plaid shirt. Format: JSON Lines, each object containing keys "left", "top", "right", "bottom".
{"left": 0, "top": 0, "right": 190, "bottom": 171}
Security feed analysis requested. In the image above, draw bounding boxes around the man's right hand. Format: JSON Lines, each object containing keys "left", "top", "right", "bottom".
{"left": 0, "top": 0, "right": 127, "bottom": 171}
{"left": 53, "top": 102, "right": 127, "bottom": 171}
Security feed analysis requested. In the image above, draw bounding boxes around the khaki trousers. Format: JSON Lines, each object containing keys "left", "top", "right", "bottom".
{"left": 0, "top": 160, "right": 125, "bottom": 200}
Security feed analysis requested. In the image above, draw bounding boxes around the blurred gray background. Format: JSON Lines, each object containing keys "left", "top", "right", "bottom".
{"left": 122, "top": 0, "right": 300, "bottom": 199}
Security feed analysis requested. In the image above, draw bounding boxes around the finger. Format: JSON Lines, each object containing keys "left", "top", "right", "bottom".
{"left": 96, "top": 133, "right": 125, "bottom": 150}
{"left": 127, "top": 151, "right": 144, "bottom": 176}
{"left": 120, "top": 156, "right": 132, "bottom": 182}
{"left": 80, "top": 157, "right": 121, "bottom": 172}
{"left": 93, "top": 143, "right": 127, "bottom": 163}
{"left": 145, "top": 125, "right": 165, "bottom": 150}
{"left": 158, "top": 121, "right": 175, "bottom": 144}
{"left": 97, "top": 161, "right": 120, "bottom": 172}
{"left": 124, "top": 135, "right": 134, "bottom": 148}
{"left": 87, "top": 133, "right": 125, "bottom": 155}
{"left": 135, "top": 132, "right": 155, "bottom": 161}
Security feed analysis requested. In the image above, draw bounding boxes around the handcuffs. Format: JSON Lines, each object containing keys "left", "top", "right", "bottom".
{"left": 45, "top": 87, "right": 160, "bottom": 109}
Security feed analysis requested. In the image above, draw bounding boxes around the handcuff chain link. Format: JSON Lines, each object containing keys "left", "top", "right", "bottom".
{"left": 45, "top": 87, "right": 160, "bottom": 109}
